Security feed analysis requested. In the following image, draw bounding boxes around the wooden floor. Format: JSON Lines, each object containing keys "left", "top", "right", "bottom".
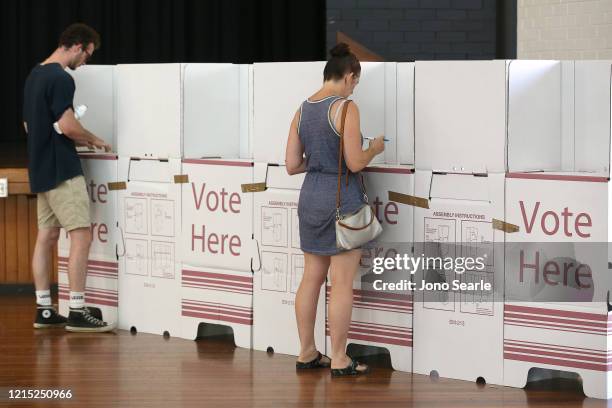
{"left": 0, "top": 294, "right": 609, "bottom": 408}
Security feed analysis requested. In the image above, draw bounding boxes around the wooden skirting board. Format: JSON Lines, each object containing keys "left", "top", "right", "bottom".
{"left": 1, "top": 167, "right": 32, "bottom": 195}
{"left": 0, "top": 167, "right": 57, "bottom": 284}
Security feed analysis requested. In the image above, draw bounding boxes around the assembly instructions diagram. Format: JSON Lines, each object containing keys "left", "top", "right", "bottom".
{"left": 423, "top": 218, "right": 456, "bottom": 310}
{"left": 261, "top": 207, "right": 288, "bottom": 247}
{"left": 261, "top": 251, "right": 288, "bottom": 292}
{"left": 461, "top": 220, "right": 494, "bottom": 267}
{"left": 460, "top": 220, "right": 494, "bottom": 314}
{"left": 151, "top": 241, "right": 175, "bottom": 279}
{"left": 460, "top": 270, "right": 494, "bottom": 315}
{"left": 122, "top": 192, "right": 177, "bottom": 280}
{"left": 151, "top": 199, "right": 175, "bottom": 237}
{"left": 259, "top": 204, "right": 305, "bottom": 293}
{"left": 125, "top": 198, "right": 147, "bottom": 235}
{"left": 125, "top": 238, "right": 148, "bottom": 276}
{"left": 423, "top": 216, "right": 495, "bottom": 315}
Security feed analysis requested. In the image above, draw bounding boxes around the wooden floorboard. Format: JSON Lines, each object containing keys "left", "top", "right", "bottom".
{"left": 0, "top": 294, "right": 606, "bottom": 408}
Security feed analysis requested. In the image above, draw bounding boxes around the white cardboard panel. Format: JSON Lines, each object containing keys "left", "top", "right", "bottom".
{"left": 384, "top": 63, "right": 398, "bottom": 165}
{"left": 252, "top": 163, "right": 325, "bottom": 355}
{"left": 362, "top": 165, "right": 415, "bottom": 244}
{"left": 351, "top": 62, "right": 387, "bottom": 165}
{"left": 561, "top": 61, "right": 575, "bottom": 172}
{"left": 69, "top": 65, "right": 116, "bottom": 149}
{"left": 252, "top": 61, "right": 393, "bottom": 165}
{"left": 504, "top": 174, "right": 611, "bottom": 399}
{"left": 239, "top": 65, "right": 254, "bottom": 159}
{"left": 117, "top": 63, "right": 250, "bottom": 160}
{"left": 415, "top": 60, "right": 507, "bottom": 174}
{"left": 574, "top": 61, "right": 612, "bottom": 174}
{"left": 58, "top": 155, "right": 119, "bottom": 325}
{"left": 253, "top": 61, "right": 325, "bottom": 164}
{"left": 180, "top": 264, "right": 253, "bottom": 348}
{"left": 181, "top": 159, "right": 255, "bottom": 272}
{"left": 117, "top": 64, "right": 182, "bottom": 159}
{"left": 397, "top": 63, "right": 415, "bottom": 165}
{"left": 183, "top": 63, "right": 242, "bottom": 159}
{"left": 507, "top": 60, "right": 562, "bottom": 172}
{"left": 117, "top": 157, "right": 182, "bottom": 336}
{"left": 412, "top": 170, "right": 504, "bottom": 385}
{"left": 81, "top": 155, "right": 120, "bottom": 261}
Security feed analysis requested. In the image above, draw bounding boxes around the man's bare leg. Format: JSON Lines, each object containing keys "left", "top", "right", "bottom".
{"left": 32, "top": 227, "right": 66, "bottom": 328}
{"left": 67, "top": 227, "right": 91, "bottom": 293}
{"left": 32, "top": 227, "right": 61, "bottom": 292}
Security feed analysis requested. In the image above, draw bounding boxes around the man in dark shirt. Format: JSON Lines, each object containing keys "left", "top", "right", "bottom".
{"left": 23, "top": 23, "right": 113, "bottom": 332}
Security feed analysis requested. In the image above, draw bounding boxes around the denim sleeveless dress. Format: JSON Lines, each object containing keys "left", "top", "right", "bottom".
{"left": 297, "top": 96, "right": 366, "bottom": 255}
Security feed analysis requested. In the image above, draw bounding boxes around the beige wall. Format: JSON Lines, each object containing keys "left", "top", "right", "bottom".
{"left": 518, "top": 0, "right": 612, "bottom": 59}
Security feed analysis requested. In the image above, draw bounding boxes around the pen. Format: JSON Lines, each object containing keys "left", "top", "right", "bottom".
{"left": 364, "top": 137, "right": 390, "bottom": 142}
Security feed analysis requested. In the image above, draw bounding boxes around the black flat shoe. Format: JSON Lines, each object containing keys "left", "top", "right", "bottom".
{"left": 331, "top": 358, "right": 370, "bottom": 377}
{"left": 296, "top": 351, "right": 331, "bottom": 369}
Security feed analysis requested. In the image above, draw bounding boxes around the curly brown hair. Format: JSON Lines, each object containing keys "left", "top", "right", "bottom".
{"left": 58, "top": 23, "right": 101, "bottom": 50}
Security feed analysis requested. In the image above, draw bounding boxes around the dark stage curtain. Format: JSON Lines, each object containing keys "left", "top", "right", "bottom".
{"left": 2, "top": 0, "right": 326, "bottom": 142}
{"left": 497, "top": 0, "right": 517, "bottom": 59}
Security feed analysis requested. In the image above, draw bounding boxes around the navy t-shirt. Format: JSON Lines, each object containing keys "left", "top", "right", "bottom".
{"left": 23, "top": 63, "right": 83, "bottom": 193}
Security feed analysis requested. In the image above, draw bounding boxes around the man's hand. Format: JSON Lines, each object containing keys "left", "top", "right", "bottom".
{"left": 90, "top": 137, "right": 112, "bottom": 152}
{"left": 57, "top": 108, "right": 111, "bottom": 152}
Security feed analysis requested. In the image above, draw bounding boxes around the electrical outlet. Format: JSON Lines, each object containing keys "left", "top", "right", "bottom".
{"left": 0, "top": 178, "right": 7, "bottom": 197}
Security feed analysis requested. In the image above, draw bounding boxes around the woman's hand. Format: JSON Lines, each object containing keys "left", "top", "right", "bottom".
{"left": 368, "top": 135, "right": 385, "bottom": 155}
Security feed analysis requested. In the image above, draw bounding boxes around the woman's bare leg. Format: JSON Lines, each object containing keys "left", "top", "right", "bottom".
{"left": 328, "top": 249, "right": 367, "bottom": 371}
{"left": 295, "top": 252, "right": 330, "bottom": 362}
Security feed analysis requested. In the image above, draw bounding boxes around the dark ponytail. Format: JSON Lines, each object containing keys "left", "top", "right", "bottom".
{"left": 323, "top": 43, "right": 361, "bottom": 81}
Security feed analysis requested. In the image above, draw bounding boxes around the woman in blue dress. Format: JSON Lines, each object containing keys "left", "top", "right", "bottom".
{"left": 285, "top": 43, "right": 385, "bottom": 376}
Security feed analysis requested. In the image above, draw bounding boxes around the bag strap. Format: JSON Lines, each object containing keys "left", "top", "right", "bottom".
{"left": 336, "top": 100, "right": 351, "bottom": 219}
{"left": 337, "top": 206, "right": 377, "bottom": 231}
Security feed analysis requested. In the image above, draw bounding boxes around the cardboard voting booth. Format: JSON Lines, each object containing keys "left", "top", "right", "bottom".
{"left": 404, "top": 60, "right": 589, "bottom": 385}
{"left": 114, "top": 62, "right": 252, "bottom": 337}
{"left": 177, "top": 63, "right": 255, "bottom": 346}
{"left": 116, "top": 157, "right": 183, "bottom": 336}
{"left": 410, "top": 170, "right": 505, "bottom": 385}
{"left": 504, "top": 60, "right": 612, "bottom": 399}
{"left": 179, "top": 159, "right": 256, "bottom": 347}
{"left": 414, "top": 60, "right": 508, "bottom": 174}
{"left": 116, "top": 63, "right": 251, "bottom": 159}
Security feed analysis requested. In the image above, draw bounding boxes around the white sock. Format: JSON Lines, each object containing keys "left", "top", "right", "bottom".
{"left": 69, "top": 292, "right": 85, "bottom": 309}
{"left": 35, "top": 290, "right": 52, "bottom": 307}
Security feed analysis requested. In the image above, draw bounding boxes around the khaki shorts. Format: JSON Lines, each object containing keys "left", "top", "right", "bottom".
{"left": 37, "top": 175, "right": 90, "bottom": 231}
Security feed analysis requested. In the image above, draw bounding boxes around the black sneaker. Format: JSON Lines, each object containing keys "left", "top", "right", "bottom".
{"left": 65, "top": 307, "right": 115, "bottom": 333}
{"left": 33, "top": 305, "right": 68, "bottom": 329}
{"left": 84, "top": 306, "right": 103, "bottom": 321}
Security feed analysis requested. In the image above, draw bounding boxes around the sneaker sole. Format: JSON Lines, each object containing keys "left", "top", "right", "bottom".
{"left": 33, "top": 322, "right": 67, "bottom": 329}
{"left": 65, "top": 323, "right": 117, "bottom": 333}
